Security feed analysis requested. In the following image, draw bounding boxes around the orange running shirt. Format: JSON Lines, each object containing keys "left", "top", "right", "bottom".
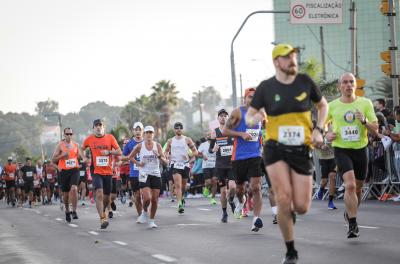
{"left": 58, "top": 141, "right": 79, "bottom": 170}
{"left": 4, "top": 164, "right": 17, "bottom": 181}
{"left": 82, "top": 134, "right": 120, "bottom": 176}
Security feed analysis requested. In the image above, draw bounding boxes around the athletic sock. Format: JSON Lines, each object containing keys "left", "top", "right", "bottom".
{"left": 222, "top": 207, "right": 227, "bottom": 214}
{"left": 285, "top": 240, "right": 296, "bottom": 255}
{"left": 329, "top": 195, "right": 334, "bottom": 202}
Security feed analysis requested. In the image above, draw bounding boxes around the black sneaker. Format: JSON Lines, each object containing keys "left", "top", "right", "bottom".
{"left": 65, "top": 212, "right": 72, "bottom": 223}
{"left": 108, "top": 211, "right": 113, "bottom": 219}
{"left": 282, "top": 251, "right": 298, "bottom": 264}
{"left": 129, "top": 201, "right": 133, "bottom": 207}
{"left": 229, "top": 200, "right": 236, "bottom": 214}
{"left": 272, "top": 214, "right": 278, "bottom": 224}
{"left": 71, "top": 211, "right": 78, "bottom": 220}
{"left": 347, "top": 223, "right": 360, "bottom": 238}
{"left": 111, "top": 201, "right": 116, "bottom": 211}
{"left": 221, "top": 212, "right": 228, "bottom": 223}
{"left": 100, "top": 218, "right": 109, "bottom": 229}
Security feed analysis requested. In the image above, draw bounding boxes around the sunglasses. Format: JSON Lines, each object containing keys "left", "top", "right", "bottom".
{"left": 174, "top": 126, "right": 183, "bottom": 130}
{"left": 65, "top": 133, "right": 73, "bottom": 136}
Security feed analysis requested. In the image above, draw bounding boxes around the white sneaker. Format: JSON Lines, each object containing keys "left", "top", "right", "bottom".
{"left": 234, "top": 203, "right": 243, "bottom": 219}
{"left": 137, "top": 212, "right": 148, "bottom": 224}
{"left": 148, "top": 219, "right": 157, "bottom": 228}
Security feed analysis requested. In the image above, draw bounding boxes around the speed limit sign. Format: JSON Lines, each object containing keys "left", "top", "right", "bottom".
{"left": 290, "top": 0, "right": 343, "bottom": 24}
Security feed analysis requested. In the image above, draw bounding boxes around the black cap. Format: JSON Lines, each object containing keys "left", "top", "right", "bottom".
{"left": 174, "top": 122, "right": 183, "bottom": 129}
{"left": 26, "top": 157, "right": 32, "bottom": 161}
{"left": 93, "top": 119, "right": 104, "bottom": 127}
{"left": 218, "top": 109, "right": 228, "bottom": 116}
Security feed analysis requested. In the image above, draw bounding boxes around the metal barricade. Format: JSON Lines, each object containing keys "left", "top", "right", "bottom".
{"left": 386, "top": 142, "right": 400, "bottom": 195}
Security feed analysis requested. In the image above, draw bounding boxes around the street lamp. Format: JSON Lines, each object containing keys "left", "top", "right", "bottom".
{"left": 230, "top": 10, "right": 290, "bottom": 108}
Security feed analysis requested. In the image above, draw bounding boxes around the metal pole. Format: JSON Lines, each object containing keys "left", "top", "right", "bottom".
{"left": 198, "top": 90, "right": 203, "bottom": 131}
{"left": 319, "top": 26, "right": 327, "bottom": 81}
{"left": 239, "top": 74, "right": 243, "bottom": 104}
{"left": 230, "top": 10, "right": 290, "bottom": 108}
{"left": 349, "top": 1, "right": 357, "bottom": 75}
{"left": 58, "top": 113, "right": 62, "bottom": 141}
{"left": 389, "top": 0, "right": 399, "bottom": 107}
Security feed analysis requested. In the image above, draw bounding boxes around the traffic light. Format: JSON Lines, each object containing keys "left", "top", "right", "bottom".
{"left": 381, "top": 50, "right": 393, "bottom": 76}
{"left": 380, "top": 0, "right": 396, "bottom": 15}
{"left": 355, "top": 78, "right": 365, "bottom": 96}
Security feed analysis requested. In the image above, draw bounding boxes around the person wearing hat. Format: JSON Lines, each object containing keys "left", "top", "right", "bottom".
{"left": 222, "top": 87, "right": 265, "bottom": 232}
{"left": 127, "top": 126, "right": 168, "bottom": 228}
{"left": 82, "top": 119, "right": 122, "bottom": 229}
{"left": 209, "top": 109, "right": 237, "bottom": 223}
{"left": 122, "top": 121, "right": 144, "bottom": 222}
{"left": 20, "top": 157, "right": 37, "bottom": 208}
{"left": 164, "top": 122, "right": 198, "bottom": 214}
{"left": 4, "top": 156, "right": 17, "bottom": 207}
{"left": 53, "top": 127, "right": 85, "bottom": 222}
{"left": 246, "top": 43, "right": 328, "bottom": 263}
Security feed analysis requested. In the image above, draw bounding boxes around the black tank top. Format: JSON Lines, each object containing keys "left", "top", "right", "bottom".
{"left": 214, "top": 128, "right": 234, "bottom": 169}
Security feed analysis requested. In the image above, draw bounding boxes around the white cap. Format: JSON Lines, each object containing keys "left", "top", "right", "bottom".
{"left": 133, "top": 122, "right": 144, "bottom": 130}
{"left": 7, "top": 156, "right": 13, "bottom": 161}
{"left": 144, "top": 126, "right": 155, "bottom": 133}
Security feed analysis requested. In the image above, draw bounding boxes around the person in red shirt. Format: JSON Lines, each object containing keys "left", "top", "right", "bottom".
{"left": 53, "top": 127, "right": 85, "bottom": 223}
{"left": 4, "top": 157, "right": 17, "bottom": 207}
{"left": 82, "top": 119, "right": 122, "bottom": 229}
{"left": 44, "top": 160, "right": 58, "bottom": 205}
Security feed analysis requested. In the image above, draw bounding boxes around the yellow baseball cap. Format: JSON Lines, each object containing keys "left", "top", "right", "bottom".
{"left": 272, "top": 44, "right": 298, "bottom": 59}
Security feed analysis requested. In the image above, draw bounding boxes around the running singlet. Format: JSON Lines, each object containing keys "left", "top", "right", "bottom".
{"left": 250, "top": 74, "right": 322, "bottom": 147}
{"left": 58, "top": 141, "right": 79, "bottom": 170}
{"left": 138, "top": 141, "right": 161, "bottom": 182}
{"left": 170, "top": 136, "right": 189, "bottom": 169}
{"left": 45, "top": 165, "right": 57, "bottom": 183}
{"left": 20, "top": 165, "right": 36, "bottom": 182}
{"left": 327, "top": 97, "right": 377, "bottom": 149}
{"left": 232, "top": 106, "right": 262, "bottom": 161}
{"left": 123, "top": 138, "right": 142, "bottom": 178}
{"left": 198, "top": 141, "right": 216, "bottom": 169}
{"left": 82, "top": 134, "right": 120, "bottom": 175}
{"left": 4, "top": 164, "right": 17, "bottom": 181}
{"left": 213, "top": 128, "right": 233, "bottom": 168}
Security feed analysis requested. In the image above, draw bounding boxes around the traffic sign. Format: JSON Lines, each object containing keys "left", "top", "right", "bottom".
{"left": 290, "top": 0, "right": 343, "bottom": 24}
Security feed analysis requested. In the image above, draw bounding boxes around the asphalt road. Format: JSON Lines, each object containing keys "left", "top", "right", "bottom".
{"left": 1, "top": 197, "right": 399, "bottom": 264}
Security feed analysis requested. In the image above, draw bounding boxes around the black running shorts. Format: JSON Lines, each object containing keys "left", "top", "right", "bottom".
{"left": 232, "top": 157, "right": 262, "bottom": 185}
{"left": 334, "top": 147, "right": 368, "bottom": 181}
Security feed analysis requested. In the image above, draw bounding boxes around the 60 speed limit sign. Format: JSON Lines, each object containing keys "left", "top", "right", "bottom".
{"left": 290, "top": 0, "right": 343, "bottom": 24}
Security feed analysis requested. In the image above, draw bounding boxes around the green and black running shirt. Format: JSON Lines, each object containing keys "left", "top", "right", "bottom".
{"left": 250, "top": 74, "right": 322, "bottom": 147}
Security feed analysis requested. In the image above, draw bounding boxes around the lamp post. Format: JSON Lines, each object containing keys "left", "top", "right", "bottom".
{"left": 230, "top": 10, "right": 289, "bottom": 108}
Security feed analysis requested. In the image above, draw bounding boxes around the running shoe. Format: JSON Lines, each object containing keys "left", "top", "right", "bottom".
{"left": 148, "top": 220, "right": 158, "bottom": 228}
{"left": 229, "top": 200, "right": 236, "bottom": 214}
{"left": 251, "top": 217, "right": 263, "bottom": 232}
{"left": 108, "top": 211, "right": 113, "bottom": 219}
{"left": 111, "top": 201, "right": 116, "bottom": 211}
{"left": 234, "top": 203, "right": 243, "bottom": 219}
{"left": 178, "top": 204, "right": 184, "bottom": 214}
{"left": 317, "top": 188, "right": 324, "bottom": 200}
{"left": 71, "top": 211, "right": 78, "bottom": 220}
{"left": 282, "top": 251, "right": 298, "bottom": 264}
{"left": 182, "top": 198, "right": 186, "bottom": 207}
{"left": 100, "top": 217, "right": 109, "bottom": 229}
{"left": 210, "top": 198, "right": 217, "bottom": 205}
{"left": 121, "top": 195, "right": 126, "bottom": 204}
{"left": 242, "top": 206, "right": 249, "bottom": 217}
{"left": 202, "top": 187, "right": 210, "bottom": 197}
{"left": 221, "top": 212, "right": 228, "bottom": 223}
{"left": 328, "top": 200, "right": 337, "bottom": 210}
{"left": 129, "top": 201, "right": 133, "bottom": 207}
{"left": 81, "top": 201, "right": 86, "bottom": 207}
{"left": 347, "top": 223, "right": 360, "bottom": 238}
{"left": 272, "top": 214, "right": 278, "bottom": 224}
{"left": 65, "top": 212, "right": 72, "bottom": 223}
{"left": 138, "top": 212, "right": 148, "bottom": 223}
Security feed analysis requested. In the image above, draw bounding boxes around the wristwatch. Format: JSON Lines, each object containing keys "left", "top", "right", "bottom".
{"left": 313, "top": 126, "right": 324, "bottom": 135}
{"left": 361, "top": 119, "right": 367, "bottom": 125}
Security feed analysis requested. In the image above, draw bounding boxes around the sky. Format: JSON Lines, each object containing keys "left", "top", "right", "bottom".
{"left": 0, "top": 0, "right": 279, "bottom": 114}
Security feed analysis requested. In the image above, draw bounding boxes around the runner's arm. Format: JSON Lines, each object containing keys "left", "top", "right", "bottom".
{"left": 245, "top": 107, "right": 266, "bottom": 128}
{"left": 164, "top": 139, "right": 172, "bottom": 159}
{"left": 156, "top": 143, "right": 168, "bottom": 166}
{"left": 51, "top": 144, "right": 64, "bottom": 164}
{"left": 127, "top": 144, "right": 141, "bottom": 165}
{"left": 208, "top": 130, "right": 217, "bottom": 153}
{"left": 187, "top": 137, "right": 198, "bottom": 157}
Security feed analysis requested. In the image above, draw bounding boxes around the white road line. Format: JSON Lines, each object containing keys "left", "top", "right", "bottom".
{"left": 44, "top": 214, "right": 49, "bottom": 217}
{"left": 176, "top": 223, "right": 205, "bottom": 226}
{"left": 68, "top": 224, "right": 78, "bottom": 228}
{"left": 359, "top": 225, "right": 380, "bottom": 229}
{"left": 55, "top": 218, "right": 62, "bottom": 221}
{"left": 197, "top": 208, "right": 211, "bottom": 211}
{"left": 88, "top": 231, "right": 99, "bottom": 235}
{"left": 113, "top": 241, "right": 128, "bottom": 246}
{"left": 152, "top": 254, "right": 177, "bottom": 263}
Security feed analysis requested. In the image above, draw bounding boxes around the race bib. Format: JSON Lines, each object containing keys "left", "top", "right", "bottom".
{"left": 278, "top": 126, "right": 305, "bottom": 146}
{"left": 47, "top": 173, "right": 53, "bottom": 179}
{"left": 96, "top": 156, "right": 109, "bottom": 167}
{"left": 80, "top": 171, "right": 85, "bottom": 177}
{"left": 341, "top": 126, "right": 360, "bottom": 141}
{"left": 9, "top": 173, "right": 15, "bottom": 179}
{"left": 65, "top": 159, "right": 77, "bottom": 168}
{"left": 174, "top": 162, "right": 185, "bottom": 170}
{"left": 139, "top": 172, "right": 148, "bottom": 183}
{"left": 34, "top": 180, "right": 39, "bottom": 186}
{"left": 26, "top": 171, "right": 33, "bottom": 177}
{"left": 220, "top": 146, "right": 233, "bottom": 156}
{"left": 246, "top": 129, "right": 260, "bottom": 142}
{"left": 133, "top": 163, "right": 139, "bottom": 171}
{"left": 18, "top": 179, "right": 24, "bottom": 184}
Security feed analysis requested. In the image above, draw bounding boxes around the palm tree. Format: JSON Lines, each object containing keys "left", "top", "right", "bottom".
{"left": 150, "top": 80, "right": 179, "bottom": 140}
{"left": 109, "top": 124, "right": 130, "bottom": 145}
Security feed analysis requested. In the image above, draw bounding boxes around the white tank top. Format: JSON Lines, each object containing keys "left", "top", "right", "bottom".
{"left": 139, "top": 141, "right": 161, "bottom": 177}
{"left": 170, "top": 136, "right": 189, "bottom": 163}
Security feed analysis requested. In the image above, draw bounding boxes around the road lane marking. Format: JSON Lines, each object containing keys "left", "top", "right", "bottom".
{"left": 55, "top": 218, "right": 62, "bottom": 221}
{"left": 152, "top": 254, "right": 176, "bottom": 262}
{"left": 89, "top": 231, "right": 99, "bottom": 235}
{"left": 198, "top": 208, "right": 211, "bottom": 211}
{"left": 176, "top": 224, "right": 206, "bottom": 226}
{"left": 68, "top": 224, "right": 78, "bottom": 228}
{"left": 113, "top": 241, "right": 128, "bottom": 246}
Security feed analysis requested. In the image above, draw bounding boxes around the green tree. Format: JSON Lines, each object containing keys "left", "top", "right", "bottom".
{"left": 35, "top": 99, "right": 59, "bottom": 116}
{"left": 109, "top": 124, "right": 130, "bottom": 145}
{"left": 150, "top": 80, "right": 179, "bottom": 140}
{"left": 14, "top": 145, "right": 31, "bottom": 162}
